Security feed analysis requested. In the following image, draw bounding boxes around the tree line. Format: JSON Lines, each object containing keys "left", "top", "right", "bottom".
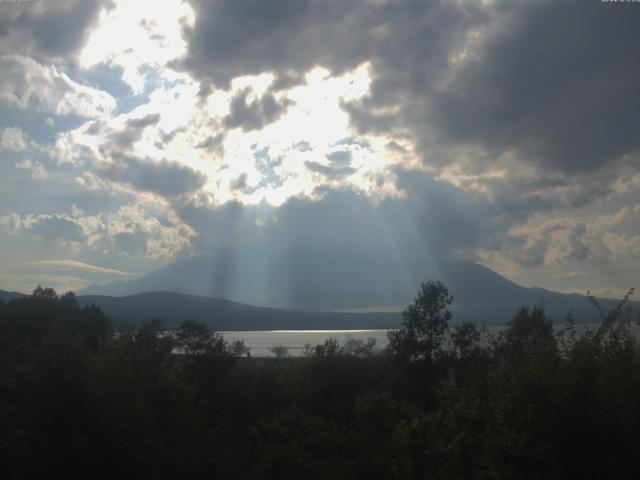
{"left": 0, "top": 282, "right": 638, "bottom": 478}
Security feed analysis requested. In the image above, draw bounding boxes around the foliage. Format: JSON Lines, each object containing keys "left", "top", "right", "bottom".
{"left": 387, "top": 280, "right": 453, "bottom": 362}
{"left": 270, "top": 345, "right": 289, "bottom": 358}
{"left": 1, "top": 283, "right": 639, "bottom": 478}
{"left": 229, "top": 338, "right": 251, "bottom": 357}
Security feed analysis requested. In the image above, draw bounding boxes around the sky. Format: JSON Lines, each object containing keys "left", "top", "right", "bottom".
{"left": 0, "top": 0, "right": 639, "bottom": 300}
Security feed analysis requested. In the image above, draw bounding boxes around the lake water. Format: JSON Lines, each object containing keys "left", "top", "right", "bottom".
{"left": 220, "top": 329, "right": 391, "bottom": 357}
{"left": 220, "top": 323, "right": 640, "bottom": 357}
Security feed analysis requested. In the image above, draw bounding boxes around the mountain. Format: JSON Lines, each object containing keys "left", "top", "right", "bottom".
{"left": 75, "top": 288, "right": 636, "bottom": 331}
{"left": 79, "top": 255, "right": 525, "bottom": 309}
{"left": 0, "top": 290, "right": 28, "bottom": 303}
{"left": 77, "top": 292, "right": 399, "bottom": 330}
{"left": 79, "top": 256, "right": 637, "bottom": 325}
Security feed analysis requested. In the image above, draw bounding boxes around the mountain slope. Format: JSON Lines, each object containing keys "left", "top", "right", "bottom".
{"left": 80, "top": 256, "right": 529, "bottom": 309}
{"left": 0, "top": 290, "right": 28, "bottom": 303}
{"left": 78, "top": 257, "right": 637, "bottom": 325}
{"left": 77, "top": 292, "right": 399, "bottom": 330}
{"left": 76, "top": 288, "right": 636, "bottom": 331}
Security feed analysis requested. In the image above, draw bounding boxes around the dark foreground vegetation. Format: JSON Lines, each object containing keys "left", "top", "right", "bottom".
{"left": 1, "top": 283, "right": 639, "bottom": 479}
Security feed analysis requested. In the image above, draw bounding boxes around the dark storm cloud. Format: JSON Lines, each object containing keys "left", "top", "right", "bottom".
{"left": 180, "top": 0, "right": 481, "bottom": 88}
{"left": 182, "top": 0, "right": 640, "bottom": 175}
{"left": 180, "top": 0, "right": 354, "bottom": 88}
{"left": 429, "top": 0, "right": 640, "bottom": 173}
{"left": 223, "top": 88, "right": 291, "bottom": 131}
{"left": 0, "top": 0, "right": 111, "bottom": 59}
{"left": 102, "top": 155, "right": 207, "bottom": 197}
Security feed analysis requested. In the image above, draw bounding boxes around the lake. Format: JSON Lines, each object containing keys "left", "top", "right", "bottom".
{"left": 220, "top": 329, "right": 391, "bottom": 357}
{"left": 220, "top": 322, "right": 640, "bottom": 357}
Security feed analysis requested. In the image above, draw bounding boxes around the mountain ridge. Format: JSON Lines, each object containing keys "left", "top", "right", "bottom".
{"left": 75, "top": 256, "right": 637, "bottom": 327}
{"left": 76, "top": 291, "right": 400, "bottom": 330}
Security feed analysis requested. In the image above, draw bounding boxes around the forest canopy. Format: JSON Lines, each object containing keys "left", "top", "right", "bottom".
{"left": 0, "top": 283, "right": 639, "bottom": 479}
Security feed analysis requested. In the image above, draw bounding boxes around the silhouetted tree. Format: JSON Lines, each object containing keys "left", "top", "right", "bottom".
{"left": 450, "top": 321, "right": 482, "bottom": 360}
{"left": 343, "top": 337, "right": 377, "bottom": 358}
{"left": 270, "top": 345, "right": 289, "bottom": 358}
{"left": 388, "top": 280, "right": 453, "bottom": 362}
{"left": 229, "top": 339, "right": 251, "bottom": 357}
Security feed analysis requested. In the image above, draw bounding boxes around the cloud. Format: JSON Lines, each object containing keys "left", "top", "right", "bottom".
{"left": 223, "top": 87, "right": 292, "bottom": 131}
{"left": 0, "top": 127, "right": 28, "bottom": 151}
{"left": 1, "top": 204, "right": 193, "bottom": 260}
{"left": 195, "top": 132, "right": 224, "bottom": 152}
{"left": 0, "top": 55, "right": 116, "bottom": 117}
{"left": 501, "top": 217, "right": 613, "bottom": 269}
{"left": 27, "top": 259, "right": 137, "bottom": 277}
{"left": 171, "top": 173, "right": 495, "bottom": 307}
{"left": 27, "top": 215, "right": 87, "bottom": 243}
{"left": 0, "top": 272, "right": 90, "bottom": 295}
{"left": 111, "top": 231, "right": 148, "bottom": 256}
{"left": 15, "top": 159, "right": 47, "bottom": 180}
{"left": 306, "top": 149, "right": 358, "bottom": 179}
{"left": 1, "top": 0, "right": 639, "bottom": 299}
{"left": 108, "top": 113, "right": 162, "bottom": 150}
{"left": 181, "top": 0, "right": 640, "bottom": 177}
{"left": 179, "top": 0, "right": 352, "bottom": 87}
{"left": 78, "top": 0, "right": 194, "bottom": 93}
{"left": 230, "top": 173, "right": 248, "bottom": 191}
{"left": 326, "top": 150, "right": 353, "bottom": 166}
{"left": 426, "top": 0, "right": 640, "bottom": 173}
{"left": 101, "top": 155, "right": 207, "bottom": 197}
{"left": 0, "top": 0, "right": 109, "bottom": 59}
{"left": 304, "top": 161, "right": 355, "bottom": 180}
{"left": 180, "top": 169, "right": 489, "bottom": 260}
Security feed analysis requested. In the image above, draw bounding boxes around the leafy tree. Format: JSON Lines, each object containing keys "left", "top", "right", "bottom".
{"left": 343, "top": 336, "right": 377, "bottom": 358}
{"left": 0, "top": 287, "right": 110, "bottom": 350}
{"left": 450, "top": 321, "right": 482, "bottom": 360}
{"left": 31, "top": 285, "right": 57, "bottom": 301}
{"left": 500, "top": 305, "right": 554, "bottom": 357}
{"left": 388, "top": 280, "right": 453, "bottom": 362}
{"left": 176, "top": 319, "right": 211, "bottom": 356}
{"left": 308, "top": 337, "right": 341, "bottom": 358}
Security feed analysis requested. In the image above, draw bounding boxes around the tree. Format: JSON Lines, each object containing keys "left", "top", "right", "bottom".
{"left": 388, "top": 280, "right": 453, "bottom": 362}
{"left": 229, "top": 339, "right": 251, "bottom": 357}
{"left": 450, "top": 321, "right": 482, "bottom": 360}
{"left": 270, "top": 345, "right": 289, "bottom": 358}
{"left": 343, "top": 336, "right": 377, "bottom": 358}
{"left": 176, "top": 319, "right": 212, "bottom": 356}
{"left": 504, "top": 305, "right": 553, "bottom": 348}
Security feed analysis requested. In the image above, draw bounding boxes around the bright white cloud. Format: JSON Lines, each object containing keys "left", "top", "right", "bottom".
{"left": 79, "top": 0, "right": 195, "bottom": 93}
{"left": 53, "top": 61, "right": 403, "bottom": 207}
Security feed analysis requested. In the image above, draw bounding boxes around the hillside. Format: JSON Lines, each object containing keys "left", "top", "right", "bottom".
{"left": 0, "top": 290, "right": 27, "bottom": 304}
{"left": 77, "top": 292, "right": 400, "bottom": 330}
{"left": 79, "top": 257, "right": 637, "bottom": 325}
